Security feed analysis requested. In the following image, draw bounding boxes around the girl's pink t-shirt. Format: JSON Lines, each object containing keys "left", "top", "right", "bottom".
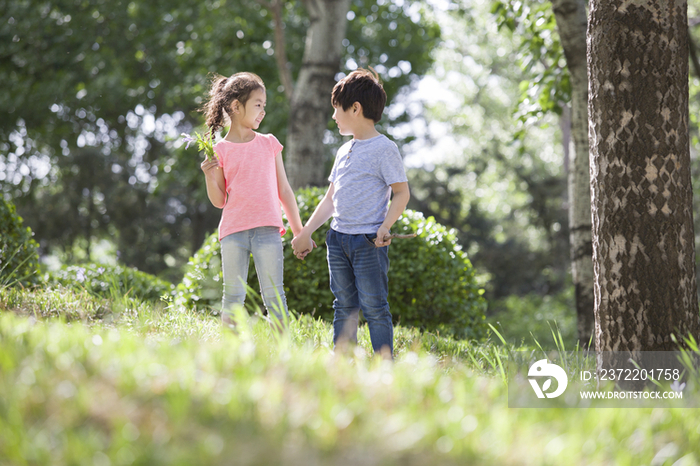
{"left": 214, "top": 133, "right": 286, "bottom": 240}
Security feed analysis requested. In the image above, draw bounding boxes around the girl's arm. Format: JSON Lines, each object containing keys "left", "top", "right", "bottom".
{"left": 201, "top": 156, "right": 226, "bottom": 208}
{"left": 275, "top": 152, "right": 303, "bottom": 236}
{"left": 291, "top": 183, "right": 335, "bottom": 259}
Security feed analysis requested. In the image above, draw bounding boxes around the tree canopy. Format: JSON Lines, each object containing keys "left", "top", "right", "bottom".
{"left": 1, "top": 0, "right": 439, "bottom": 278}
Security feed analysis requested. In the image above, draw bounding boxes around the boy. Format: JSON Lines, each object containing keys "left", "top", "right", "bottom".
{"left": 291, "top": 69, "right": 410, "bottom": 358}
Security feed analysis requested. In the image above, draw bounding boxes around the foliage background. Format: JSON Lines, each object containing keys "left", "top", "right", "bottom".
{"left": 8, "top": 0, "right": 700, "bottom": 342}
{"left": 1, "top": 0, "right": 440, "bottom": 282}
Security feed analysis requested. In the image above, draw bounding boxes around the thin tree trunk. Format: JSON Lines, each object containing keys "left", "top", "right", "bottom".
{"left": 588, "top": 0, "right": 700, "bottom": 353}
{"left": 285, "top": 0, "right": 352, "bottom": 189}
{"left": 551, "top": 0, "right": 595, "bottom": 348}
{"left": 258, "top": 0, "right": 294, "bottom": 100}
{"left": 560, "top": 103, "right": 571, "bottom": 176}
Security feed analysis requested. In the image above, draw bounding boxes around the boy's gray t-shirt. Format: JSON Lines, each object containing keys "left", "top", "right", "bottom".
{"left": 328, "top": 134, "right": 408, "bottom": 235}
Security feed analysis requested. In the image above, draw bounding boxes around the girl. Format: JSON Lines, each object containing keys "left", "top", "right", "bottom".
{"left": 200, "top": 71, "right": 305, "bottom": 328}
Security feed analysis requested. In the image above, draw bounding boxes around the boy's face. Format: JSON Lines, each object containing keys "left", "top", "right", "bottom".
{"left": 332, "top": 104, "right": 358, "bottom": 136}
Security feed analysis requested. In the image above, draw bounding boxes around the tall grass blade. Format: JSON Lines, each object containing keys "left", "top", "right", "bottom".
{"left": 488, "top": 322, "right": 507, "bottom": 346}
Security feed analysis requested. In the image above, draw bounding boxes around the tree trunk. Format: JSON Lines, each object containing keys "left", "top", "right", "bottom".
{"left": 588, "top": 0, "right": 700, "bottom": 352}
{"left": 285, "top": 0, "right": 352, "bottom": 189}
{"left": 258, "top": 0, "right": 294, "bottom": 101}
{"left": 559, "top": 103, "right": 571, "bottom": 176}
{"left": 551, "top": 0, "right": 595, "bottom": 348}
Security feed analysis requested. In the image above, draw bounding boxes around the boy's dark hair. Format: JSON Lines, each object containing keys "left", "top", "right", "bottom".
{"left": 201, "top": 71, "right": 265, "bottom": 136}
{"left": 331, "top": 68, "right": 386, "bottom": 123}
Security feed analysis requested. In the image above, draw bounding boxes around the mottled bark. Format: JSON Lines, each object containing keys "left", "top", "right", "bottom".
{"left": 551, "top": 0, "right": 595, "bottom": 348}
{"left": 286, "top": 0, "right": 352, "bottom": 189}
{"left": 588, "top": 0, "right": 700, "bottom": 353}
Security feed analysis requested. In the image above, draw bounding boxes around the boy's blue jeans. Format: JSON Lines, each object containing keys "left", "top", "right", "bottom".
{"left": 326, "top": 228, "right": 393, "bottom": 356}
{"left": 220, "top": 226, "right": 288, "bottom": 320}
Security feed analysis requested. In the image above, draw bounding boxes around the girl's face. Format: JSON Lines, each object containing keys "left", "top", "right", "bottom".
{"left": 233, "top": 88, "right": 266, "bottom": 129}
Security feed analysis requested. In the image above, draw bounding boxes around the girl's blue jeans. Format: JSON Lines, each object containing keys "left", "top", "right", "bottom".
{"left": 220, "top": 226, "right": 288, "bottom": 320}
{"left": 326, "top": 228, "right": 393, "bottom": 356}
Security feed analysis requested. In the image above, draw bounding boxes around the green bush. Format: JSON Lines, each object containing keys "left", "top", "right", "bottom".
{"left": 48, "top": 263, "right": 174, "bottom": 302}
{"left": 176, "top": 187, "right": 488, "bottom": 339}
{"left": 0, "top": 198, "right": 40, "bottom": 287}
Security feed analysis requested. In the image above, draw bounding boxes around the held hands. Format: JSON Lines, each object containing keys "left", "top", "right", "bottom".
{"left": 291, "top": 234, "right": 317, "bottom": 260}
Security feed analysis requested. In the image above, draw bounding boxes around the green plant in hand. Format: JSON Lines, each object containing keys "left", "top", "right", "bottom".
{"left": 181, "top": 130, "right": 216, "bottom": 160}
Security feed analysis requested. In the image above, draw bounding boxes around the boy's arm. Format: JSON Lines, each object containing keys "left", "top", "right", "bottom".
{"left": 291, "top": 183, "right": 335, "bottom": 259}
{"left": 201, "top": 156, "right": 226, "bottom": 208}
{"left": 275, "top": 152, "right": 303, "bottom": 236}
{"left": 375, "top": 181, "right": 410, "bottom": 247}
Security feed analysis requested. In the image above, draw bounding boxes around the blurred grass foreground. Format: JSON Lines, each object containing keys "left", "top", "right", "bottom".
{"left": 1, "top": 286, "right": 700, "bottom": 465}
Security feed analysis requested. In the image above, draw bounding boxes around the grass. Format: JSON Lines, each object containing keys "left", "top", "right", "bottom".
{"left": 2, "top": 286, "right": 700, "bottom": 465}
{"left": 487, "top": 290, "right": 578, "bottom": 350}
